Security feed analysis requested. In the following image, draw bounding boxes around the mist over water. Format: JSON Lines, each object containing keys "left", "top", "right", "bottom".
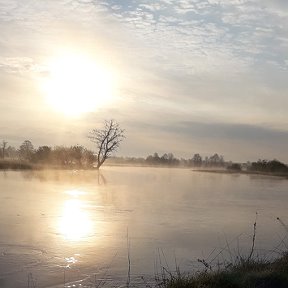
{"left": 0, "top": 167, "right": 287, "bottom": 287}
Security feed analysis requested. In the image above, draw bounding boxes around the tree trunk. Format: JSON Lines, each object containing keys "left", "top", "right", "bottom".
{"left": 96, "top": 161, "right": 103, "bottom": 170}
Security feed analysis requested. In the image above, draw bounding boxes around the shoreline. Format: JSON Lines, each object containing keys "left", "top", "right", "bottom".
{"left": 1, "top": 160, "right": 288, "bottom": 179}
{"left": 192, "top": 168, "right": 288, "bottom": 179}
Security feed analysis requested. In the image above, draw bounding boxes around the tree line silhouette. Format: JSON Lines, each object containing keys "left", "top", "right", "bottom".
{"left": 145, "top": 152, "right": 225, "bottom": 167}
{"left": 107, "top": 152, "right": 226, "bottom": 167}
{"left": 107, "top": 154, "right": 288, "bottom": 174}
{"left": 1, "top": 139, "right": 288, "bottom": 174}
{"left": 248, "top": 159, "right": 288, "bottom": 174}
{"left": 0, "top": 140, "right": 95, "bottom": 168}
{"left": 0, "top": 120, "right": 125, "bottom": 170}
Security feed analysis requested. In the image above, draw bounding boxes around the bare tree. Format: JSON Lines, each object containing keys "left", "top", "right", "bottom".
{"left": 88, "top": 120, "right": 125, "bottom": 169}
{"left": 1, "top": 140, "right": 8, "bottom": 159}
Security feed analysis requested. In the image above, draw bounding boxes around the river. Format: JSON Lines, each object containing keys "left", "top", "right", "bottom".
{"left": 0, "top": 167, "right": 287, "bottom": 287}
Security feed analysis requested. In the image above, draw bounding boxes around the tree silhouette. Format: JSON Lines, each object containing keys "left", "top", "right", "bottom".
{"left": 1, "top": 140, "right": 7, "bottom": 159}
{"left": 35, "top": 146, "right": 52, "bottom": 163}
{"left": 18, "top": 140, "right": 34, "bottom": 161}
{"left": 191, "top": 153, "right": 202, "bottom": 167}
{"left": 88, "top": 120, "right": 125, "bottom": 169}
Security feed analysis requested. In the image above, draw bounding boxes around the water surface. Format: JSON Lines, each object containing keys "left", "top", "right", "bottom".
{"left": 0, "top": 167, "right": 287, "bottom": 287}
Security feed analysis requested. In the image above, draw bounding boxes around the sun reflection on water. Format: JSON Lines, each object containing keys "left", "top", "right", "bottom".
{"left": 65, "top": 189, "right": 86, "bottom": 197}
{"left": 59, "top": 193, "right": 93, "bottom": 241}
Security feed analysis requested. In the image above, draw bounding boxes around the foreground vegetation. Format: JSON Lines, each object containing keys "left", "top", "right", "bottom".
{"left": 157, "top": 253, "right": 288, "bottom": 288}
{"left": 155, "top": 216, "right": 288, "bottom": 288}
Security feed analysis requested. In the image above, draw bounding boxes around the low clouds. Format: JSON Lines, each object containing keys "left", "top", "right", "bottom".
{"left": 177, "top": 121, "right": 288, "bottom": 142}
{"left": 0, "top": 57, "right": 41, "bottom": 74}
{"left": 120, "top": 120, "right": 288, "bottom": 161}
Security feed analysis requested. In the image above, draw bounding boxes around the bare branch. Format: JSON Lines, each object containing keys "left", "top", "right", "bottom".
{"left": 88, "top": 120, "right": 125, "bottom": 169}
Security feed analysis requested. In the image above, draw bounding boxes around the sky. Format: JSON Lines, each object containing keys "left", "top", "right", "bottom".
{"left": 0, "top": 0, "right": 288, "bottom": 162}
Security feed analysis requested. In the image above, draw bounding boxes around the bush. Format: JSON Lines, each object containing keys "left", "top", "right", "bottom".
{"left": 249, "top": 159, "right": 288, "bottom": 174}
{"left": 227, "top": 163, "right": 242, "bottom": 171}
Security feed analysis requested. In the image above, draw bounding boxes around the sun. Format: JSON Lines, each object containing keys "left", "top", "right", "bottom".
{"left": 42, "top": 53, "right": 115, "bottom": 116}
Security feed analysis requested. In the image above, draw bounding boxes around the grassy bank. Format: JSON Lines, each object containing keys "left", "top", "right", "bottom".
{"left": 156, "top": 253, "right": 288, "bottom": 288}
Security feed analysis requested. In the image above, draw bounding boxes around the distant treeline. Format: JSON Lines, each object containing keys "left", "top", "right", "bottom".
{"left": 1, "top": 140, "right": 288, "bottom": 174}
{"left": 108, "top": 154, "right": 288, "bottom": 175}
{"left": 0, "top": 140, "right": 95, "bottom": 168}
{"left": 107, "top": 152, "right": 225, "bottom": 167}
{"left": 248, "top": 159, "right": 288, "bottom": 174}
{"left": 0, "top": 140, "right": 226, "bottom": 169}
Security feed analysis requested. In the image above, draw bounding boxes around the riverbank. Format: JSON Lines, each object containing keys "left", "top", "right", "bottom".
{"left": 0, "top": 160, "right": 95, "bottom": 170}
{"left": 1, "top": 159, "right": 288, "bottom": 181}
{"left": 0, "top": 159, "right": 33, "bottom": 170}
{"left": 193, "top": 168, "right": 288, "bottom": 179}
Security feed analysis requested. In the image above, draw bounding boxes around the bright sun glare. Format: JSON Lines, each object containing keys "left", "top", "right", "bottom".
{"left": 59, "top": 198, "right": 93, "bottom": 241}
{"left": 43, "top": 53, "right": 115, "bottom": 116}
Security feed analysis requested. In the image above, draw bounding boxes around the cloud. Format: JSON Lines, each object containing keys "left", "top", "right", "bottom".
{"left": 123, "top": 118, "right": 288, "bottom": 146}
{"left": 176, "top": 121, "right": 288, "bottom": 142}
{"left": 0, "top": 57, "right": 44, "bottom": 74}
{"left": 100, "top": 0, "right": 288, "bottom": 73}
{"left": 1, "top": 0, "right": 287, "bottom": 76}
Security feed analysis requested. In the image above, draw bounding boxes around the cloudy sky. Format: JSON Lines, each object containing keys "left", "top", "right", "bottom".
{"left": 0, "top": 0, "right": 288, "bottom": 162}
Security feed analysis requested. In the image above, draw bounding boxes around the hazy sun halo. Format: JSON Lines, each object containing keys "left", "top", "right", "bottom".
{"left": 43, "top": 53, "right": 115, "bottom": 116}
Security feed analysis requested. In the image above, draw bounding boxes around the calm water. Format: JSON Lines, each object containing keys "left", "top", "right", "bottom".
{"left": 0, "top": 167, "right": 287, "bottom": 287}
